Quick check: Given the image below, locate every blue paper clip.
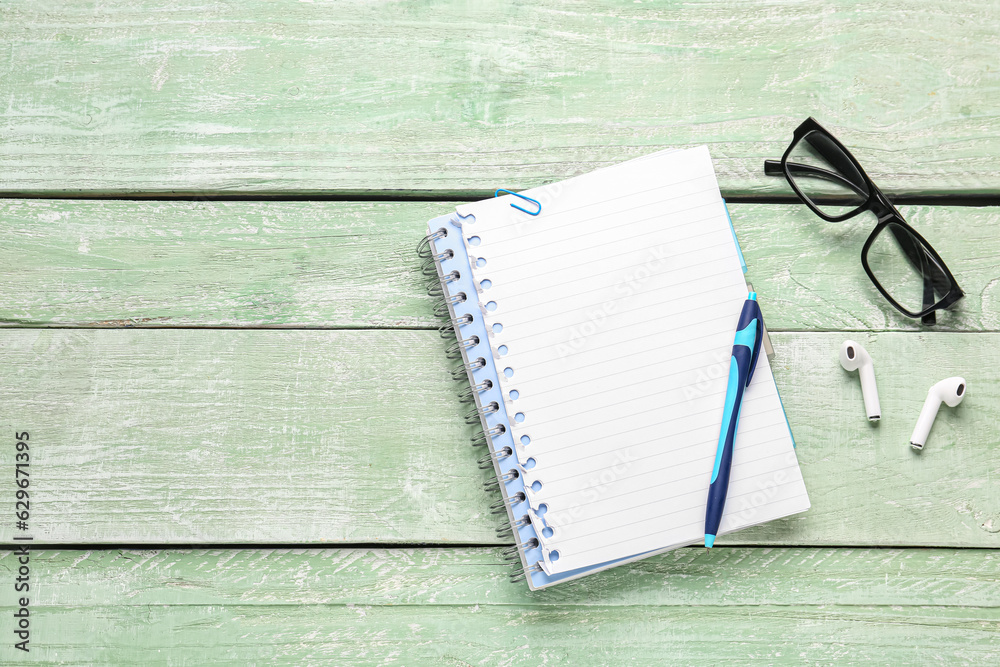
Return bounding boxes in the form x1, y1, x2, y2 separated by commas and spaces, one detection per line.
495, 189, 542, 216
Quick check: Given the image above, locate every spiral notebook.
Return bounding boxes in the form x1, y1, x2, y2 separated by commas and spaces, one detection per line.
419, 147, 810, 589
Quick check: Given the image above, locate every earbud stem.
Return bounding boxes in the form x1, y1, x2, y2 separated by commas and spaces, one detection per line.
910, 392, 941, 450
859, 363, 880, 421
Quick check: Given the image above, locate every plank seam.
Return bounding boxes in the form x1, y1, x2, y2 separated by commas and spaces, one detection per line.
3, 193, 1000, 206
3, 325, 998, 334
4, 544, 998, 551
14, 604, 1000, 610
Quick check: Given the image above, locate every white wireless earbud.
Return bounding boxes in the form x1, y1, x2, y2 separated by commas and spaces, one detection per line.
839, 340, 881, 421
910, 377, 966, 451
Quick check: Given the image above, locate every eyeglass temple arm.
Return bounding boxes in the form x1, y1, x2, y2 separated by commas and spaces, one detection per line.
764, 160, 869, 198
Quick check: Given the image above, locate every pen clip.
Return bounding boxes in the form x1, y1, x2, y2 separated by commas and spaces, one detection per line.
744, 301, 764, 387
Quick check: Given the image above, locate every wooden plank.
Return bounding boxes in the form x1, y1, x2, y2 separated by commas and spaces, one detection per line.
0, 329, 996, 546
0, 329, 498, 545
740, 204, 1000, 332
0, 199, 445, 328
1, 200, 997, 331
1, 547, 997, 663
2, 1, 999, 196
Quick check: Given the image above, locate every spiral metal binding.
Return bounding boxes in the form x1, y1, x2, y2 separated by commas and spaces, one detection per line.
420, 256, 443, 277
417, 228, 447, 259
458, 379, 493, 404
450, 357, 486, 381
421, 248, 454, 276
483, 467, 519, 492
421, 219, 539, 587
470, 423, 505, 447
509, 563, 543, 583
430, 248, 455, 263
489, 489, 524, 513
432, 292, 466, 318
439, 313, 473, 339
501, 537, 538, 562
478, 445, 513, 471
445, 335, 480, 360
496, 513, 530, 539
420, 260, 438, 277
464, 401, 499, 424
427, 270, 461, 297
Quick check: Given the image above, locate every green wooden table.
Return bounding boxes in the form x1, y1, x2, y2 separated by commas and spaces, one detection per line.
1, 1, 999, 664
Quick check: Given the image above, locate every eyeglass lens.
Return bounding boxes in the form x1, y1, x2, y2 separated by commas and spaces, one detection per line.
787, 131, 870, 218
865, 222, 951, 315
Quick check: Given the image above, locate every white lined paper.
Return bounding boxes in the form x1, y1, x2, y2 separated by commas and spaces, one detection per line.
456, 147, 809, 575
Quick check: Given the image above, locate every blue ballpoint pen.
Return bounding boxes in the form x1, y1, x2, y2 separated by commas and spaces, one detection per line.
704, 292, 764, 549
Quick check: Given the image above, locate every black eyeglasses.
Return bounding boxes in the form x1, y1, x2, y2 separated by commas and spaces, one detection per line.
765, 117, 963, 324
